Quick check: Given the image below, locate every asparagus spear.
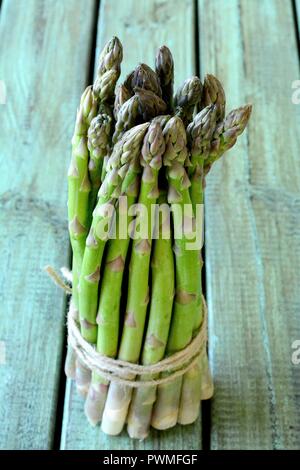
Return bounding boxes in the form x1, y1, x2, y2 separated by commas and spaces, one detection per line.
124, 64, 162, 97
93, 69, 119, 105
175, 106, 217, 424
127, 191, 175, 439
123, 69, 135, 93
176, 288, 207, 423
93, 36, 123, 106
134, 87, 167, 121
69, 37, 120, 334
88, 113, 112, 218
174, 76, 203, 125
97, 36, 123, 76
201, 74, 226, 120
84, 151, 142, 426
114, 83, 132, 120
112, 95, 139, 144
131, 63, 162, 97
78, 123, 149, 344
101, 121, 165, 436
178, 104, 252, 424
68, 86, 98, 314
151, 116, 201, 430
155, 45, 174, 111
204, 104, 252, 174
187, 105, 217, 213
67, 85, 99, 388
152, 114, 172, 128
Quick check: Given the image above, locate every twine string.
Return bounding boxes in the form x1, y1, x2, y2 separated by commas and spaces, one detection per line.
45, 266, 208, 388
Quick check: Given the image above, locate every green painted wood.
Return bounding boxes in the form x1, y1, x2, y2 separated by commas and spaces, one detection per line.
61, 0, 203, 450
296, 0, 300, 28
0, 0, 96, 450
198, 0, 300, 450
95, 0, 196, 89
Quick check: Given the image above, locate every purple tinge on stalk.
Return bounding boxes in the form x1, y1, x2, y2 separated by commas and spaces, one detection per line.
131, 63, 162, 97
202, 74, 226, 120
210, 104, 252, 156
114, 83, 132, 119
163, 116, 188, 166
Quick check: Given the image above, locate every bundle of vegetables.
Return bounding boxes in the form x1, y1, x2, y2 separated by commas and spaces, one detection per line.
66, 37, 251, 439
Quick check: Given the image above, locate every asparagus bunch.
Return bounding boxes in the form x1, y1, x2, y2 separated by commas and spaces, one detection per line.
66, 37, 252, 437
84, 123, 148, 425
101, 121, 165, 435
127, 191, 174, 439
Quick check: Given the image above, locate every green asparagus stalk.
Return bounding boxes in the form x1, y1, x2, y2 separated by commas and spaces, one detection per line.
127, 191, 174, 439
114, 84, 132, 120
78, 123, 149, 344
205, 104, 252, 174
68, 86, 98, 268
152, 114, 172, 128
151, 116, 201, 430
201, 74, 226, 120
93, 69, 119, 105
101, 121, 165, 436
66, 87, 98, 382
134, 87, 167, 121
88, 113, 112, 219
174, 106, 211, 421
175, 106, 217, 422
155, 45, 174, 112
70, 90, 98, 297
174, 77, 203, 125
97, 36, 123, 76
187, 105, 217, 213
176, 304, 203, 425
112, 95, 139, 144
93, 36, 123, 106
178, 104, 252, 424
131, 63, 162, 97
84, 154, 142, 426
123, 69, 135, 93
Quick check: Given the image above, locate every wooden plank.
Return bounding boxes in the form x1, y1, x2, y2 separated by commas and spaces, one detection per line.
0, 0, 96, 450
198, 0, 300, 449
296, 0, 300, 29
95, 0, 196, 88
61, 0, 203, 450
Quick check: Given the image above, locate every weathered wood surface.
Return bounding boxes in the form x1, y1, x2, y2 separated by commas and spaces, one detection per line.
0, 0, 96, 449
1, 0, 300, 451
60, 0, 203, 450
199, 0, 300, 449
296, 0, 300, 28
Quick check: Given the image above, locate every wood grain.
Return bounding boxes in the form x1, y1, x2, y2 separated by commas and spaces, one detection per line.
61, 0, 203, 450
296, 0, 300, 29
198, 0, 300, 449
95, 0, 196, 88
0, 0, 95, 449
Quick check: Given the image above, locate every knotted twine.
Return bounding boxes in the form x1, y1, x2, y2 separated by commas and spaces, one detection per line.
45, 265, 208, 388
